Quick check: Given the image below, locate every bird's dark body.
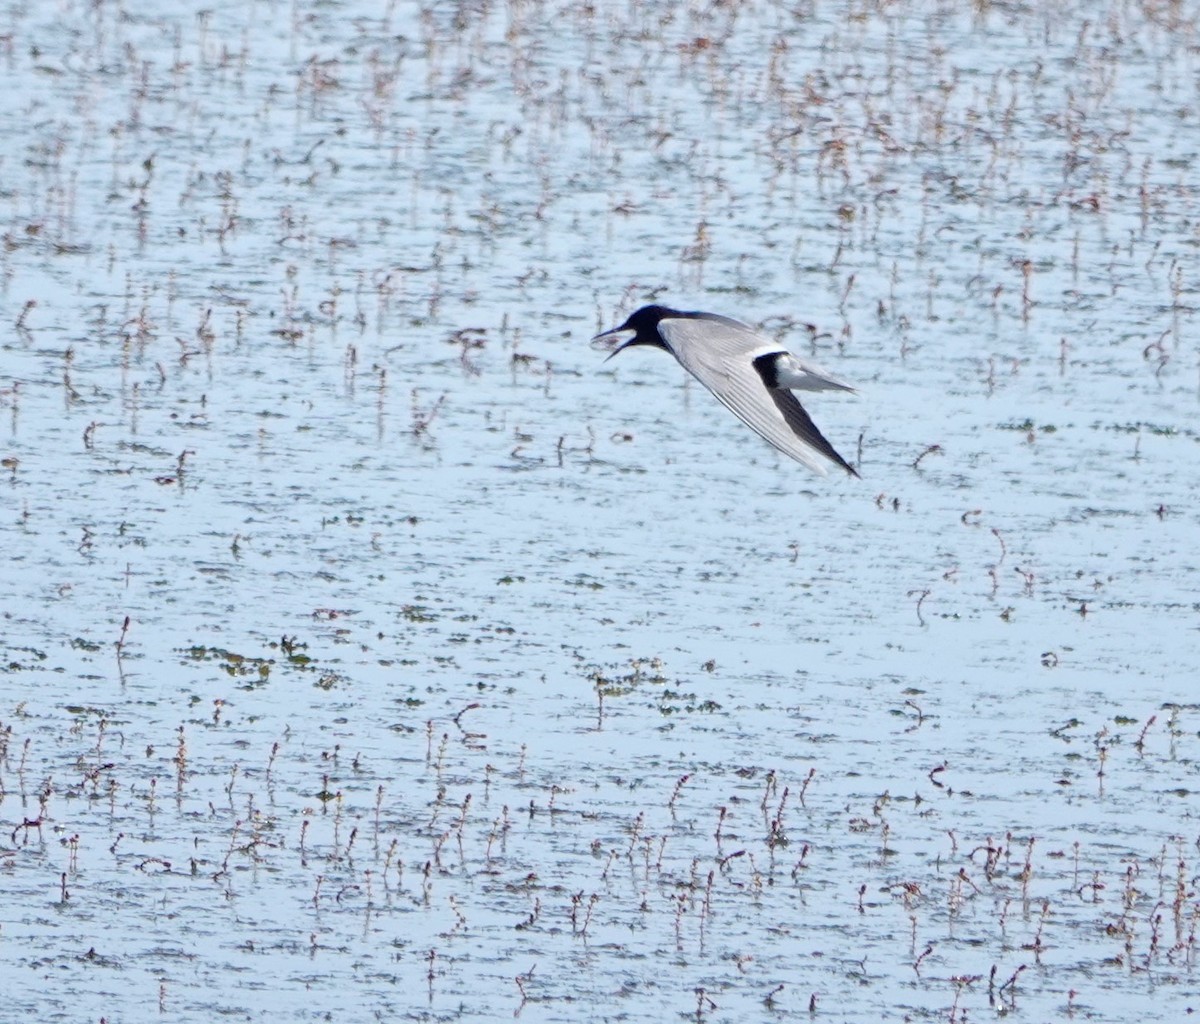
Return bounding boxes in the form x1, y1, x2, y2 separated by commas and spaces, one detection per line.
597, 304, 858, 477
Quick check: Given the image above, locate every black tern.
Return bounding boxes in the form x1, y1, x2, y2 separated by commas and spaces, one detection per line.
595, 305, 859, 477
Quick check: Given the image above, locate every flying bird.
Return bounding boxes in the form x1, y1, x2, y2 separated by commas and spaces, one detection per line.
595, 305, 859, 477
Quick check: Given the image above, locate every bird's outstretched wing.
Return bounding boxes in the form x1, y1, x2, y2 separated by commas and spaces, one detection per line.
658, 316, 857, 477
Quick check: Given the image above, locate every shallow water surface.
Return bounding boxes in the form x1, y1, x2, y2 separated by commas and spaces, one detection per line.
2, 0, 1199, 1020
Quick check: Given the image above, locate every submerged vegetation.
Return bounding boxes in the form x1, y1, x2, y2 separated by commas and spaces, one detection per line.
2, 0, 1200, 1021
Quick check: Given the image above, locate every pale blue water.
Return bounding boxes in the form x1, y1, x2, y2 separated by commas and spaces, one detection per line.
2, 0, 1198, 1020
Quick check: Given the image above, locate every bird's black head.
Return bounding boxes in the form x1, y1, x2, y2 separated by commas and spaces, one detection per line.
593, 304, 684, 359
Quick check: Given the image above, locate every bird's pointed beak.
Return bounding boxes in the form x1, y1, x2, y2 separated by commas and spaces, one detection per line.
604, 337, 637, 362
591, 325, 633, 360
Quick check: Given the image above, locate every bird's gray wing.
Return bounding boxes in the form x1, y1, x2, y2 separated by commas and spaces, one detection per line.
658, 316, 855, 476
763, 386, 858, 476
